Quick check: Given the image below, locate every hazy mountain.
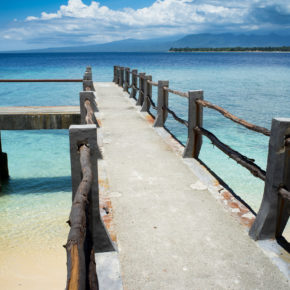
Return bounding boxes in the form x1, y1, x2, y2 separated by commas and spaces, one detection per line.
171, 33, 290, 48
4, 33, 290, 53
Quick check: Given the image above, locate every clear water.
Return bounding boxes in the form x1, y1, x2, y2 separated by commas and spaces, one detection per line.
0, 52, 290, 248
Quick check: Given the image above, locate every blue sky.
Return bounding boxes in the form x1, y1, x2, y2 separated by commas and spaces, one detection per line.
0, 0, 290, 51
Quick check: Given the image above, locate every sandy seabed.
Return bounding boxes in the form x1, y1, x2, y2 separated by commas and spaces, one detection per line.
0, 245, 67, 289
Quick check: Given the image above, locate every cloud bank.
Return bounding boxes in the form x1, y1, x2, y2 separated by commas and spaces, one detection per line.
1, 0, 290, 50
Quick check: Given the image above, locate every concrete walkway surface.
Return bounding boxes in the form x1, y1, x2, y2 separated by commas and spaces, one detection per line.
95, 82, 290, 290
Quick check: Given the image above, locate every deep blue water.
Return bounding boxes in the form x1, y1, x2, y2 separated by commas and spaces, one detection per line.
1, 52, 290, 246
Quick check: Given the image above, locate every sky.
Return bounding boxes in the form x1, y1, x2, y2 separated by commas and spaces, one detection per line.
0, 0, 290, 51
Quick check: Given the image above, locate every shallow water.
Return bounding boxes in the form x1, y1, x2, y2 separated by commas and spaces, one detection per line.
0, 52, 290, 250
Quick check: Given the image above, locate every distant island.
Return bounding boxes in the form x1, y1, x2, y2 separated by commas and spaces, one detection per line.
169, 46, 290, 52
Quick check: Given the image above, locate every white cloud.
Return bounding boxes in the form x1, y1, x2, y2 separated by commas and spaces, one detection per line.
1, 0, 289, 50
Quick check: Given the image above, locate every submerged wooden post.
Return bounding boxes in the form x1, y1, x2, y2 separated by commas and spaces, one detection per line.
0, 131, 9, 184
129, 69, 138, 99
183, 90, 204, 158
69, 125, 115, 252
114, 66, 120, 84
124, 67, 130, 92
141, 75, 152, 112
153, 80, 169, 127
136, 73, 145, 106
118, 67, 124, 88
249, 118, 290, 240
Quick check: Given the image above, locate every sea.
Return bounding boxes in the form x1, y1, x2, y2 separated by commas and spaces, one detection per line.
1, 52, 290, 253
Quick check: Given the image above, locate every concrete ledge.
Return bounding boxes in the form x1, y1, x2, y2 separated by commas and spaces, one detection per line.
95, 251, 123, 290
0, 106, 80, 130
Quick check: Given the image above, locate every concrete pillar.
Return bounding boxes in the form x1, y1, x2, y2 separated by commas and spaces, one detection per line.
136, 73, 145, 106
153, 80, 169, 127
113, 66, 118, 83
249, 118, 290, 240
0, 131, 9, 184
83, 71, 92, 81
183, 90, 204, 158
80, 91, 99, 126
69, 125, 114, 252
83, 80, 95, 91
129, 69, 138, 99
141, 75, 152, 112
118, 67, 124, 88
124, 67, 130, 92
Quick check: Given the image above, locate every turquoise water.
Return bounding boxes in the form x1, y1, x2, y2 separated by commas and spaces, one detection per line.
0, 52, 290, 246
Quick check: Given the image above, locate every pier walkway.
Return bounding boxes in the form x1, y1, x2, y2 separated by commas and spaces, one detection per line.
95, 82, 289, 289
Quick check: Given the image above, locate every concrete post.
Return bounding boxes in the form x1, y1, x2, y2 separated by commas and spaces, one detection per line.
69, 124, 115, 252
80, 91, 99, 126
83, 80, 95, 91
183, 90, 204, 158
153, 80, 169, 127
113, 66, 118, 83
136, 73, 145, 106
0, 131, 9, 183
141, 75, 152, 112
249, 118, 290, 240
118, 67, 124, 88
129, 69, 138, 99
83, 71, 92, 81
124, 67, 130, 92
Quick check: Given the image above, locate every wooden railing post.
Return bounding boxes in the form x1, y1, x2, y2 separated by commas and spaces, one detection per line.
249, 118, 290, 240
129, 69, 138, 99
124, 67, 130, 92
86, 66, 92, 73
141, 75, 152, 112
69, 124, 115, 252
153, 80, 169, 127
0, 131, 9, 185
183, 90, 204, 158
118, 67, 124, 88
80, 91, 99, 126
136, 73, 145, 106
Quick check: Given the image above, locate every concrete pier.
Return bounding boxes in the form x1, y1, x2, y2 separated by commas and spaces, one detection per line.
94, 82, 290, 289
0, 106, 80, 130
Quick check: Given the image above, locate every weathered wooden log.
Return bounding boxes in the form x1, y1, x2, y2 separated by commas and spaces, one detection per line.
196, 126, 266, 181
147, 80, 158, 87
65, 145, 93, 290
84, 100, 94, 125
196, 99, 270, 136
0, 79, 83, 82
163, 105, 188, 127
163, 87, 188, 98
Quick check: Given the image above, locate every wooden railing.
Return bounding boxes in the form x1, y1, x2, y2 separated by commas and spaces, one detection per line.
113, 65, 290, 243
0, 67, 95, 92
66, 67, 115, 290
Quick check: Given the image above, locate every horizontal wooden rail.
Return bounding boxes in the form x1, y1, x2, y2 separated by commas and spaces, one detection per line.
279, 188, 290, 201
195, 126, 266, 181
163, 105, 188, 127
0, 79, 83, 83
147, 80, 158, 87
164, 86, 189, 98
65, 144, 96, 290
197, 99, 271, 136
